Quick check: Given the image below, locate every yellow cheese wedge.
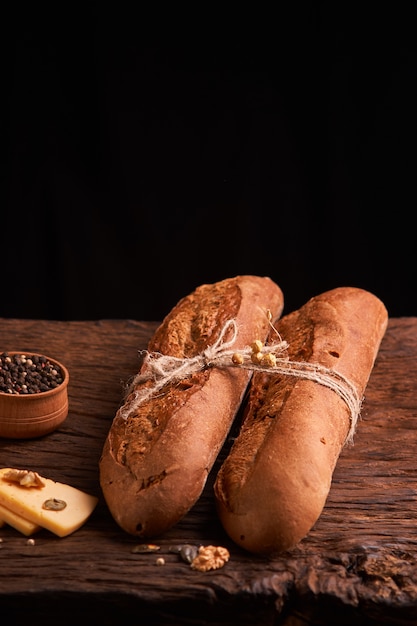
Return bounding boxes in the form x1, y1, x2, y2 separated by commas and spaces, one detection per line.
0, 468, 98, 537
0, 502, 41, 536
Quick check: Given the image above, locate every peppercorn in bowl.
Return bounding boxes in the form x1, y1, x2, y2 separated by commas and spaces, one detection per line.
0, 352, 69, 439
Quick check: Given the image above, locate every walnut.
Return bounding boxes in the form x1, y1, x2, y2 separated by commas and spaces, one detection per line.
190, 545, 230, 572
3, 469, 45, 488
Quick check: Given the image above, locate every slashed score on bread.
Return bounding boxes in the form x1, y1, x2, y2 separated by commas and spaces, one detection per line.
214, 287, 388, 555
99, 275, 284, 538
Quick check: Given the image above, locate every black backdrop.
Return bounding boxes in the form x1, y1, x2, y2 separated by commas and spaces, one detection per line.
4, 6, 417, 321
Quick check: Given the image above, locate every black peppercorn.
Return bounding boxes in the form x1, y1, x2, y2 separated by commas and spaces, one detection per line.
0, 353, 64, 394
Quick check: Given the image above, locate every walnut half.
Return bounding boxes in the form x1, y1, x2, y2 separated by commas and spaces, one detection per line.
190, 545, 230, 572
3, 469, 45, 488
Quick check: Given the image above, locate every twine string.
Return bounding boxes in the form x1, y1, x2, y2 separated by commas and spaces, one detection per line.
119, 318, 361, 444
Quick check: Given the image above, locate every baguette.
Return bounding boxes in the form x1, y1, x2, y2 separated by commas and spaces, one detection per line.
99, 275, 284, 537
214, 287, 388, 555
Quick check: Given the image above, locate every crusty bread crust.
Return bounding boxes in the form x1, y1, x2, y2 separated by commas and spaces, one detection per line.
99, 275, 284, 537
214, 287, 388, 555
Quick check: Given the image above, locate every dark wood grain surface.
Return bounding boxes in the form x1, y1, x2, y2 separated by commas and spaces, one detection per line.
1, 316, 417, 625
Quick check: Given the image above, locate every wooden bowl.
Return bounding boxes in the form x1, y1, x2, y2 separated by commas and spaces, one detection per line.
0, 352, 69, 439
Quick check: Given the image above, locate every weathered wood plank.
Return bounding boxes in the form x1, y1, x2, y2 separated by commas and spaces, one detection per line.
1, 317, 417, 625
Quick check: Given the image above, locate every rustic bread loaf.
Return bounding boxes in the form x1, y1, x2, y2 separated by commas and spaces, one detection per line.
214, 287, 388, 555
99, 275, 284, 537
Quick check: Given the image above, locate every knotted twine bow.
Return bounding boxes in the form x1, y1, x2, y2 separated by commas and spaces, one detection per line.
119, 318, 362, 444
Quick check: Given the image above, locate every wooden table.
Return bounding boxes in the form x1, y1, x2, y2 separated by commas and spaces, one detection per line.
1, 316, 417, 625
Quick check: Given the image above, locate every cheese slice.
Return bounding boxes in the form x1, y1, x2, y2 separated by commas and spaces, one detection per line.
0, 502, 41, 536
0, 468, 98, 537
